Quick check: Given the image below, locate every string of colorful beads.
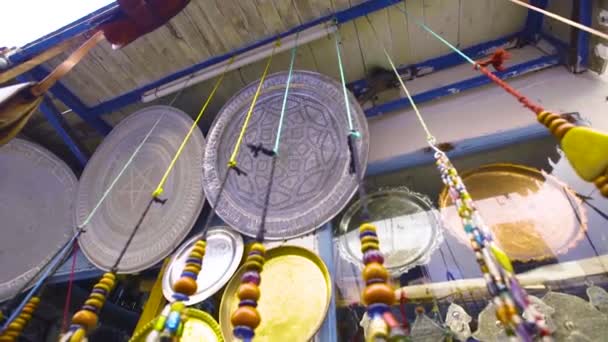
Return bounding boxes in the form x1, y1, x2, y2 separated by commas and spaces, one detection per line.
62, 272, 116, 342
434, 152, 552, 341
358, 222, 399, 341
231, 242, 265, 341
0, 297, 40, 342
145, 240, 207, 341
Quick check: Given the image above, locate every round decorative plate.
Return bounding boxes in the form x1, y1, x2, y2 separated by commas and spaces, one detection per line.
76, 106, 206, 273
162, 226, 244, 305
130, 308, 224, 342
438, 164, 587, 262
203, 71, 368, 239
338, 187, 443, 275
219, 246, 331, 341
0, 138, 77, 301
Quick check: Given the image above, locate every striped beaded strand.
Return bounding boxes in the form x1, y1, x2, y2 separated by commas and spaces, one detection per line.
435, 152, 551, 340
0, 297, 40, 342
146, 240, 207, 341
231, 242, 265, 341
359, 223, 398, 341
62, 272, 116, 342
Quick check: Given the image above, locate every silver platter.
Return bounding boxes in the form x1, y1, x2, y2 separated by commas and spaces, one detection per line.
162, 226, 244, 305
203, 71, 369, 239
338, 187, 443, 275
76, 106, 206, 273
0, 138, 77, 301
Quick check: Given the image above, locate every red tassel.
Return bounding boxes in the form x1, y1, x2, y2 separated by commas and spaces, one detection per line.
477, 48, 511, 72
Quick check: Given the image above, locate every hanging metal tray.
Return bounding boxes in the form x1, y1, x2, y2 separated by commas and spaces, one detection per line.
438, 163, 587, 262
219, 245, 331, 341
162, 226, 244, 305
130, 308, 224, 342
76, 105, 206, 273
0, 138, 77, 301
338, 187, 443, 275
203, 71, 369, 239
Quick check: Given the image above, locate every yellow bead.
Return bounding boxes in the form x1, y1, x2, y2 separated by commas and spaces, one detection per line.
85, 298, 104, 309
183, 265, 201, 274
496, 304, 509, 325
19, 313, 31, 321
362, 283, 395, 306
102, 273, 116, 281
250, 243, 265, 255
359, 223, 376, 234
7, 322, 23, 331
4, 330, 18, 338
362, 263, 389, 283
171, 301, 186, 311
231, 306, 261, 328
173, 277, 198, 295
361, 241, 379, 253
246, 254, 265, 265
360, 235, 379, 245
29, 297, 40, 305
237, 283, 260, 301
561, 126, 608, 181
595, 175, 608, 187
13, 318, 26, 326
602, 184, 608, 197
189, 251, 204, 260
69, 328, 87, 342
244, 260, 263, 272
72, 310, 98, 330
93, 283, 110, 293
90, 293, 106, 302
191, 246, 205, 255
99, 277, 115, 289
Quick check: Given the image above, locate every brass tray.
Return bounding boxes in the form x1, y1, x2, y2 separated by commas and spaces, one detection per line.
219, 245, 331, 341
438, 163, 587, 262
130, 308, 224, 342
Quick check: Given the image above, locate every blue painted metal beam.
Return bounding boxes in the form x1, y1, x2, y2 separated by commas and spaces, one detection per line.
523, 0, 549, 42
28, 66, 112, 135
9, 3, 118, 65
365, 54, 560, 117
317, 223, 338, 342
88, 0, 403, 117
349, 33, 520, 98
574, 0, 592, 72
38, 96, 89, 167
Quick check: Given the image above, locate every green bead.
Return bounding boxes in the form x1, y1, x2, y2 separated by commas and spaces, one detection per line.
154, 316, 166, 331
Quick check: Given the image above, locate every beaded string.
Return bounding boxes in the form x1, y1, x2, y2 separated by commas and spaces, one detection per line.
144, 59, 237, 342
147, 44, 278, 342
364, 14, 551, 341
230, 40, 295, 342
396, 3, 608, 198
0, 297, 40, 342
334, 29, 407, 342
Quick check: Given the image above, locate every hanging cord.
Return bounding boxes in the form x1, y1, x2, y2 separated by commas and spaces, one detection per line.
61, 241, 80, 333
507, 0, 608, 41
274, 34, 299, 155
364, 13, 551, 341
334, 25, 405, 341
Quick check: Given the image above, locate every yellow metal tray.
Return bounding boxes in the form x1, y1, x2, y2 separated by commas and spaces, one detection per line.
438, 163, 587, 262
130, 308, 224, 342
219, 245, 331, 341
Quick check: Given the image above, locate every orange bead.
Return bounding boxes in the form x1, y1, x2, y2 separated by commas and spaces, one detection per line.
71, 310, 98, 330
595, 175, 608, 187
601, 184, 608, 197
173, 277, 198, 295
230, 306, 261, 328
362, 283, 395, 306
362, 263, 389, 283
237, 283, 260, 301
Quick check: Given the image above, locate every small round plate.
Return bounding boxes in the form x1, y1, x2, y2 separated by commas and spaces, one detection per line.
130, 308, 224, 342
219, 245, 331, 341
203, 71, 368, 239
338, 187, 443, 275
76, 105, 206, 273
438, 163, 587, 262
0, 138, 77, 301
162, 226, 244, 305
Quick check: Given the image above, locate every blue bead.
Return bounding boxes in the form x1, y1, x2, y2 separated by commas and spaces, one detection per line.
166, 311, 181, 332
172, 293, 189, 301
367, 303, 389, 316
181, 271, 197, 279
464, 224, 474, 233
185, 258, 202, 265
233, 325, 255, 340
239, 299, 258, 307
359, 230, 377, 239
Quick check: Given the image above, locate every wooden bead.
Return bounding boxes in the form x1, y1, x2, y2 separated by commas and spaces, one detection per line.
71, 310, 98, 330
537, 111, 551, 123
362, 263, 389, 283
237, 283, 260, 301
173, 276, 198, 295
362, 283, 395, 306
231, 306, 261, 328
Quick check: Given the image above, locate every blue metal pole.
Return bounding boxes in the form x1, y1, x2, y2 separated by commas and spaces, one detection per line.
317, 223, 338, 342
38, 96, 89, 167
523, 0, 549, 42
575, 0, 592, 72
